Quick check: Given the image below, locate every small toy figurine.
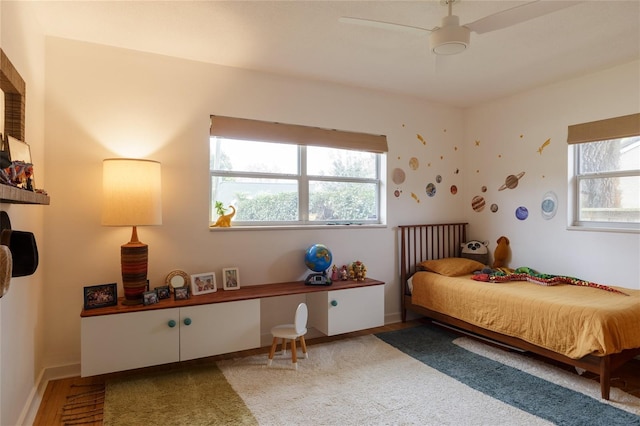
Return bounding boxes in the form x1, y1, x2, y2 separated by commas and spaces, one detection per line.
331, 265, 339, 281
340, 265, 349, 281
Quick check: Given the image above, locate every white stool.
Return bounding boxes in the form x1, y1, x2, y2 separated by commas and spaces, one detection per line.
267, 302, 308, 369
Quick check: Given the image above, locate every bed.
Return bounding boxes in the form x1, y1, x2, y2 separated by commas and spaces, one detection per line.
398, 222, 640, 400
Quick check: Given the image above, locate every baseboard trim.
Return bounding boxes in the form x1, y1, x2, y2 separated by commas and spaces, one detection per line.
18, 363, 81, 426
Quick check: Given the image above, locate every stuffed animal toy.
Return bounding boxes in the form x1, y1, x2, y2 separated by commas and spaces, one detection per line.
460, 240, 489, 265
493, 236, 510, 268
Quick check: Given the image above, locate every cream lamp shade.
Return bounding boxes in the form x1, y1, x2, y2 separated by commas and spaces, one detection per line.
102, 158, 162, 226
102, 158, 162, 305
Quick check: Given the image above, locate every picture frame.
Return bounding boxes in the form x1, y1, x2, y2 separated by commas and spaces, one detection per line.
222, 267, 240, 290
83, 283, 118, 310
156, 285, 170, 300
190, 272, 217, 296
7, 135, 32, 164
174, 287, 190, 301
143, 290, 159, 306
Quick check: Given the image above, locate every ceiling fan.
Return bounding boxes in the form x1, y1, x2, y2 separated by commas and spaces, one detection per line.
340, 0, 581, 56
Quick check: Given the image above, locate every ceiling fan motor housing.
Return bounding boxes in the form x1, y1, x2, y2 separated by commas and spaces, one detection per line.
430, 14, 470, 55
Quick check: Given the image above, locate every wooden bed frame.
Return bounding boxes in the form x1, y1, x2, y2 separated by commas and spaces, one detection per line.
398, 222, 640, 400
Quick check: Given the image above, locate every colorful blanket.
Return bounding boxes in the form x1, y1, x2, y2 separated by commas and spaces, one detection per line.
471, 266, 629, 296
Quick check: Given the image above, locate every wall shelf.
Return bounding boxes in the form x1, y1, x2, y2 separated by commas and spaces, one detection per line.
0, 184, 49, 205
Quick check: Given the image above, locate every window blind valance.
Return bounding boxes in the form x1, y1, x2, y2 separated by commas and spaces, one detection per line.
210, 115, 388, 153
567, 113, 640, 144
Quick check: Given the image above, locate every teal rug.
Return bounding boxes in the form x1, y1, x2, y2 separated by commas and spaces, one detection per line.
377, 324, 640, 426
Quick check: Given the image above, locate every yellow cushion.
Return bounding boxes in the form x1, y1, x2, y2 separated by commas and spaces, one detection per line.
417, 257, 484, 277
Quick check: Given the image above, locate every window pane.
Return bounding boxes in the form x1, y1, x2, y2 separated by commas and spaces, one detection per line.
212, 176, 298, 222
578, 176, 640, 223
307, 146, 376, 178
309, 181, 377, 222
578, 137, 640, 174
210, 137, 298, 174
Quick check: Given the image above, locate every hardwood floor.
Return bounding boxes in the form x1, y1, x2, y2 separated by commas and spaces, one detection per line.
34, 318, 639, 425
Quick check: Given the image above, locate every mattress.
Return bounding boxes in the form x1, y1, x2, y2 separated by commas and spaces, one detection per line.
411, 271, 640, 359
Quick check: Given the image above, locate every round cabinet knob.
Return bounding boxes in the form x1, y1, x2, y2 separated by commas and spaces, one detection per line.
168, 320, 176, 328
183, 318, 192, 326
330, 300, 338, 307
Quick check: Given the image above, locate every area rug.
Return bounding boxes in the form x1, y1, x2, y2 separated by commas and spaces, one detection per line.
103, 324, 640, 425
103, 364, 256, 425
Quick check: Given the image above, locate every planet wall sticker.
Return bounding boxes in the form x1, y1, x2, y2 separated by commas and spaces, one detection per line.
409, 157, 419, 170
541, 191, 558, 220
499, 172, 525, 191
515, 206, 529, 220
450, 185, 458, 195
392, 168, 406, 185
426, 183, 436, 197
490, 204, 498, 213
472, 196, 485, 212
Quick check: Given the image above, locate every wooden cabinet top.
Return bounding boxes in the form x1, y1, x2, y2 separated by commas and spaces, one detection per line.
81, 278, 384, 318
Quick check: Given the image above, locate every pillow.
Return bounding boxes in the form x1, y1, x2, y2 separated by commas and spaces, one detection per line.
417, 257, 485, 277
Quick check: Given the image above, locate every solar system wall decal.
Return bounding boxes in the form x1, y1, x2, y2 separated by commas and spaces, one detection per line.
391, 123, 555, 224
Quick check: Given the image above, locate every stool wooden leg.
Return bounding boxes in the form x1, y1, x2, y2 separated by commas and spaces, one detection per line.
300, 335, 308, 359
267, 336, 278, 366
281, 338, 287, 355
291, 338, 298, 369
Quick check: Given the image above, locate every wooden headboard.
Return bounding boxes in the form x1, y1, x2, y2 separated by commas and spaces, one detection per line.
397, 222, 468, 299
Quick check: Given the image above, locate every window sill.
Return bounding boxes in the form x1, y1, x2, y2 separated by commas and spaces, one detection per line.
566, 225, 639, 234
209, 223, 387, 232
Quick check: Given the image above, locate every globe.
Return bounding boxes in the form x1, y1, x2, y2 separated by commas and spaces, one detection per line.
304, 244, 333, 273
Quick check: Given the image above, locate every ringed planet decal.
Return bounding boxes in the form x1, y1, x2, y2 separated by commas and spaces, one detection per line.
541, 191, 558, 219
499, 172, 525, 191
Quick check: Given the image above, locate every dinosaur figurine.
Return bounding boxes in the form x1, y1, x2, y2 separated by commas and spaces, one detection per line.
212, 205, 236, 227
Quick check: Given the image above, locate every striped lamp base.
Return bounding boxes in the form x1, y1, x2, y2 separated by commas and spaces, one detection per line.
121, 242, 148, 305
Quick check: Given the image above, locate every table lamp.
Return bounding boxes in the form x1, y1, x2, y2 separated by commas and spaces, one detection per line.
102, 158, 162, 305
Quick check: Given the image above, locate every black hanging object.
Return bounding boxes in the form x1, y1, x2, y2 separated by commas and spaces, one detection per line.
0, 211, 39, 277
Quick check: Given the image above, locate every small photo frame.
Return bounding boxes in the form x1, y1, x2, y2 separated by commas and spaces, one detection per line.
222, 267, 240, 290
156, 285, 170, 299
83, 283, 117, 310
174, 287, 190, 301
7, 135, 32, 163
143, 290, 159, 306
191, 272, 217, 296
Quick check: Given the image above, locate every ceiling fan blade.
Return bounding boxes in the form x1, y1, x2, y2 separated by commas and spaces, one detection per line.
464, 0, 582, 34
339, 16, 433, 35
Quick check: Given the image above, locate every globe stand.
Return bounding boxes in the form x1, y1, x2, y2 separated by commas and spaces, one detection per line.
305, 271, 332, 286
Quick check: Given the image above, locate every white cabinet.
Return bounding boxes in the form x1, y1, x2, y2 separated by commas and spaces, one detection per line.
179, 300, 260, 361
81, 279, 384, 376
306, 285, 384, 336
81, 299, 260, 377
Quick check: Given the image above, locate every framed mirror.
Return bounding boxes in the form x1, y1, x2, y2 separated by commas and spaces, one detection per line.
165, 270, 189, 291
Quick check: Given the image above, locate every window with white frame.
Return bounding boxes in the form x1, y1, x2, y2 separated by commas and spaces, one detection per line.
209, 116, 387, 227
568, 113, 640, 230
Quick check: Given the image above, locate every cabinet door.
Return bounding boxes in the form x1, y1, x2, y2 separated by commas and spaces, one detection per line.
179, 299, 260, 361
81, 308, 180, 376
307, 285, 384, 336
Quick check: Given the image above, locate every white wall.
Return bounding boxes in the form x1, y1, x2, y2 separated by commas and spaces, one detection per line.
1, 8, 636, 422
0, 2, 47, 425
43, 37, 466, 369
463, 60, 640, 289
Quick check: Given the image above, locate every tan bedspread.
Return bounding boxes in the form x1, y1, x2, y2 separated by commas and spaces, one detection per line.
411, 271, 640, 359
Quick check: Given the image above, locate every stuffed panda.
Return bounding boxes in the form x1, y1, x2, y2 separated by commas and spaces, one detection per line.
460, 240, 489, 265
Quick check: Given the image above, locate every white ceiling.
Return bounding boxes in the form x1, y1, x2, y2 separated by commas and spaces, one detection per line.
28, 0, 640, 108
